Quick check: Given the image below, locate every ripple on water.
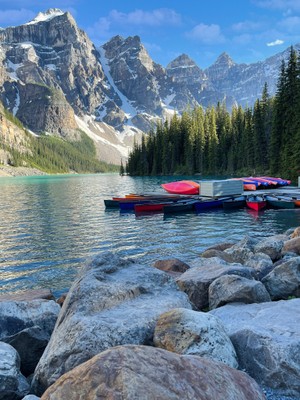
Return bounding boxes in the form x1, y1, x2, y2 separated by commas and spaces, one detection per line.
0, 174, 299, 296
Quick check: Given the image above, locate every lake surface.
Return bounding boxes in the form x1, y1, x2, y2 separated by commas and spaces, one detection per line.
1, 173, 300, 297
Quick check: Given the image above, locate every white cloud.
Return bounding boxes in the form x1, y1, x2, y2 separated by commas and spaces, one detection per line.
108, 8, 181, 27
86, 8, 182, 43
186, 23, 225, 44
266, 39, 284, 46
0, 8, 35, 26
232, 20, 263, 33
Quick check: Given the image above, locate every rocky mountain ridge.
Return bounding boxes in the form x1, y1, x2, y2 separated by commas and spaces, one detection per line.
0, 8, 298, 165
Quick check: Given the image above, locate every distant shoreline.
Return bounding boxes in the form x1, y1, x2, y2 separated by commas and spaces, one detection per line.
0, 165, 47, 177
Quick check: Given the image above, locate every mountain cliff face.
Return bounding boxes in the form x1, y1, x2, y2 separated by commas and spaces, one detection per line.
0, 8, 297, 165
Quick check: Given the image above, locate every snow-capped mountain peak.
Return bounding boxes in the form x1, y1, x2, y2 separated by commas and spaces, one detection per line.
26, 8, 65, 25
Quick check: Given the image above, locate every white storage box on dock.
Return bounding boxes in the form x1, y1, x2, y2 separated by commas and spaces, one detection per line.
298, 177, 300, 187
200, 180, 243, 197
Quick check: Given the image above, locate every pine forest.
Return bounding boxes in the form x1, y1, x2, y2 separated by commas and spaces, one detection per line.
126, 47, 300, 181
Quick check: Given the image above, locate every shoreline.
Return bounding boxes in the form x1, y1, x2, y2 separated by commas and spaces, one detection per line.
0, 165, 47, 177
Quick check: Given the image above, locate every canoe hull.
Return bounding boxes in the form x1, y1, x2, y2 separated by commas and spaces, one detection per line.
161, 180, 200, 195
266, 196, 295, 209
223, 197, 246, 210
246, 197, 266, 211
194, 199, 224, 212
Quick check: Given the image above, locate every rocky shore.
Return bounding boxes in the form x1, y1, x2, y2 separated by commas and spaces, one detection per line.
0, 165, 47, 177
1, 227, 300, 399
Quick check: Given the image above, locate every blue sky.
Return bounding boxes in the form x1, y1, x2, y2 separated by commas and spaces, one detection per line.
1, 0, 300, 68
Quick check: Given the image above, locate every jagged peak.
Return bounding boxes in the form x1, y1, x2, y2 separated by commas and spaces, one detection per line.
25, 9, 65, 25
167, 53, 199, 69
214, 52, 235, 67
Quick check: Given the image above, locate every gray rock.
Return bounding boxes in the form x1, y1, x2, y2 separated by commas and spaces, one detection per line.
201, 248, 235, 263
209, 274, 271, 309
224, 236, 258, 263
31, 252, 192, 395
153, 308, 238, 368
22, 396, 40, 400
0, 341, 30, 400
244, 252, 274, 279
261, 257, 300, 300
202, 241, 234, 252
41, 345, 266, 400
211, 299, 300, 397
0, 289, 55, 302
0, 300, 60, 376
176, 257, 255, 310
254, 234, 287, 261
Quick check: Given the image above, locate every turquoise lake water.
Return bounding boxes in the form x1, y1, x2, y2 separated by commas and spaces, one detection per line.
1, 173, 300, 297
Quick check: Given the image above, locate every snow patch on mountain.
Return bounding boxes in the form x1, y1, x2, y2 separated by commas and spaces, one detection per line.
6, 59, 23, 81
75, 115, 131, 158
26, 9, 64, 25
98, 46, 138, 120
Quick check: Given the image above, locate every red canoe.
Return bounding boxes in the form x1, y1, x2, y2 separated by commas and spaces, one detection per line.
161, 180, 200, 195
134, 202, 172, 213
246, 196, 266, 211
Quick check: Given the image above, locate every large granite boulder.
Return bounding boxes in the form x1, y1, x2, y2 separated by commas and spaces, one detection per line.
32, 252, 192, 395
176, 257, 255, 310
153, 308, 238, 368
0, 300, 60, 376
211, 299, 300, 397
261, 257, 300, 300
0, 341, 30, 400
41, 345, 266, 400
208, 274, 271, 309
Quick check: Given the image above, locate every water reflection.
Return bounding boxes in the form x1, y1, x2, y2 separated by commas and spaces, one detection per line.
0, 174, 299, 297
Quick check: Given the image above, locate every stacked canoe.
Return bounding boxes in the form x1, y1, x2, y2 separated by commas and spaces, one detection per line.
161, 177, 291, 194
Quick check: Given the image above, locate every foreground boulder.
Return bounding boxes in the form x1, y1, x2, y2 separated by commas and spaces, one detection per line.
211, 299, 300, 397
32, 253, 192, 395
0, 299, 60, 376
153, 308, 238, 368
176, 257, 255, 309
41, 345, 266, 400
0, 341, 30, 400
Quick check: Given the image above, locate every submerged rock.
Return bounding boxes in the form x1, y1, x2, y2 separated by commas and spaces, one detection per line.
41, 345, 266, 400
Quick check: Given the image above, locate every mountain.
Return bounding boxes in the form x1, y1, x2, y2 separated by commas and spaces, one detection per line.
0, 9, 298, 166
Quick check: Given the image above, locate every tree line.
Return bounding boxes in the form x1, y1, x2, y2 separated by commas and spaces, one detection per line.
126, 47, 300, 181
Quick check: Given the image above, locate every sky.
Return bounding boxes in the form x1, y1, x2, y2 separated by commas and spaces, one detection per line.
0, 0, 300, 69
